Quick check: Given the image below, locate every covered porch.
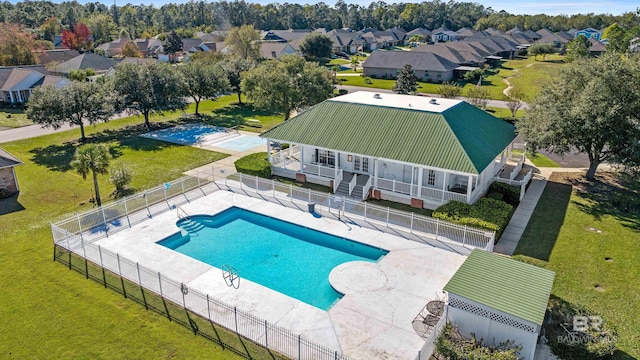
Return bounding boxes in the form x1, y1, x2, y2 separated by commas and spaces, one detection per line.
266, 141, 508, 208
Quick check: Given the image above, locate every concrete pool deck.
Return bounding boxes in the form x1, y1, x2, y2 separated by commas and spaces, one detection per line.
94, 190, 466, 360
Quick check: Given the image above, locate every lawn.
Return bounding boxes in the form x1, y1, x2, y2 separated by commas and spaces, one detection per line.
0, 96, 285, 358
514, 172, 640, 358
503, 55, 567, 99
484, 106, 525, 119
512, 149, 560, 167
0, 108, 32, 128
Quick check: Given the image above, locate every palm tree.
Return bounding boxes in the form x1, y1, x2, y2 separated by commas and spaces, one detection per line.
71, 144, 111, 206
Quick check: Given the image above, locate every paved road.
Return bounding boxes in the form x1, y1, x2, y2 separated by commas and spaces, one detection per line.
339, 85, 520, 109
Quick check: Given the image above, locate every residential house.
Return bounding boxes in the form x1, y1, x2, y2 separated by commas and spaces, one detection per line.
0, 147, 23, 195
36, 49, 80, 66
371, 28, 407, 47
630, 37, 640, 52
363, 50, 459, 82
588, 38, 606, 56
95, 37, 163, 58
461, 36, 518, 58
262, 91, 517, 209
484, 27, 505, 36
456, 27, 489, 39
406, 27, 432, 42
536, 32, 571, 49
325, 29, 370, 54
52, 53, 117, 75
0, 66, 70, 103
575, 27, 602, 40
444, 249, 555, 360
259, 42, 297, 59
431, 27, 460, 42
261, 29, 312, 43
413, 42, 487, 67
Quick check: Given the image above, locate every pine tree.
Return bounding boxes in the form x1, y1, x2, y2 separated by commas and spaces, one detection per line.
392, 64, 419, 94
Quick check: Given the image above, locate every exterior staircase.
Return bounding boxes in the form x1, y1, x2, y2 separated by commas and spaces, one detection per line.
334, 172, 370, 200
179, 218, 204, 236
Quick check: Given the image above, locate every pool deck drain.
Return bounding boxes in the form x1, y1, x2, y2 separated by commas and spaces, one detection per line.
94, 190, 466, 360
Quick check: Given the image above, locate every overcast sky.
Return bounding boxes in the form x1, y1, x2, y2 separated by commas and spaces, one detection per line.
13, 0, 639, 16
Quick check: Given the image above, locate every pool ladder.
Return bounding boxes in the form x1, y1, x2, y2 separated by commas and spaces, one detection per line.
177, 206, 191, 220
222, 265, 240, 289
177, 206, 202, 236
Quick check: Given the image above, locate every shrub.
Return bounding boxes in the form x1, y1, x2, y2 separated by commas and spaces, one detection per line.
280, 143, 290, 150
511, 254, 548, 268
109, 162, 133, 197
433, 198, 513, 238
338, 89, 348, 95
489, 182, 521, 206
234, 152, 271, 178
436, 323, 521, 360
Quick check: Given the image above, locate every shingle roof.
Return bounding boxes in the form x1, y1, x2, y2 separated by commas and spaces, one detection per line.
37, 49, 80, 65
259, 42, 293, 59
53, 53, 117, 74
1, 69, 44, 91
261, 92, 516, 174
444, 250, 555, 326
0, 147, 23, 169
363, 50, 459, 72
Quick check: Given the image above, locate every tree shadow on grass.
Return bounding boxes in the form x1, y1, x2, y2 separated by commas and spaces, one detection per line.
0, 194, 25, 215
569, 172, 640, 233
207, 103, 279, 128
513, 173, 572, 261
29, 122, 182, 171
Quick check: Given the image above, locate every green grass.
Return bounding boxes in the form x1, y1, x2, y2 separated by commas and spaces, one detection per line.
484, 106, 525, 119
0, 96, 285, 358
0, 108, 32, 128
512, 149, 560, 167
503, 55, 567, 99
272, 175, 333, 193
514, 172, 640, 358
327, 58, 350, 65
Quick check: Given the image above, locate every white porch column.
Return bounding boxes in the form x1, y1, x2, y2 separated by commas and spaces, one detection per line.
266, 140, 271, 164
442, 172, 448, 201
8, 91, 13, 103
417, 168, 423, 198
299, 146, 304, 172
335, 152, 339, 179
410, 166, 415, 196
467, 175, 473, 203
17, 91, 22, 103
373, 159, 378, 189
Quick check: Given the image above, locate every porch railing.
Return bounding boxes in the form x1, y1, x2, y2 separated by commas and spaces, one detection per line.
495, 169, 533, 201
509, 154, 525, 180
362, 176, 372, 201
334, 169, 343, 192
377, 178, 468, 204
348, 174, 357, 195
302, 163, 335, 178
377, 178, 411, 196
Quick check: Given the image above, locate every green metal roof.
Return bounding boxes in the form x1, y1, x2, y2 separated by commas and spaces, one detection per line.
261, 99, 515, 174
444, 250, 555, 325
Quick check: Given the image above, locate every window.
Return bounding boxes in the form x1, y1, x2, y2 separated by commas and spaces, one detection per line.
354, 156, 360, 171
362, 158, 369, 173
318, 150, 335, 166
428, 170, 436, 186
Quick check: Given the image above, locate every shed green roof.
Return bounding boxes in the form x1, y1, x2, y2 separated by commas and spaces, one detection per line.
444, 250, 555, 325
261, 97, 515, 174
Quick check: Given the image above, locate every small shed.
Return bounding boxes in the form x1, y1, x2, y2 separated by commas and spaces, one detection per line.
443, 250, 555, 360
0, 147, 23, 196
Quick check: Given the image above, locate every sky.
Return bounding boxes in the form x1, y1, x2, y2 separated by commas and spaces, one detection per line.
10, 0, 639, 16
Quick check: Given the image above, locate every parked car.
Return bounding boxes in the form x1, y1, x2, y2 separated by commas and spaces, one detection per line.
335, 52, 350, 59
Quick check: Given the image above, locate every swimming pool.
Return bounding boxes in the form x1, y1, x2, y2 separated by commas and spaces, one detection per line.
158, 207, 387, 310
140, 123, 266, 151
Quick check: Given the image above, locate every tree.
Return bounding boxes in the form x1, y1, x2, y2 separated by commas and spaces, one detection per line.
113, 62, 187, 129
71, 144, 111, 207
299, 32, 333, 60
40, 17, 61, 42
392, 64, 419, 94
408, 34, 424, 43
465, 86, 491, 109
61, 23, 93, 51
26, 81, 114, 141
517, 53, 640, 180
225, 25, 261, 60
437, 82, 462, 98
189, 51, 225, 65
527, 42, 555, 60
0, 23, 37, 66
505, 88, 527, 118
242, 55, 333, 120
350, 56, 359, 72
84, 13, 117, 45
223, 56, 253, 105
564, 35, 590, 62
121, 41, 142, 57
164, 30, 182, 63
179, 62, 230, 115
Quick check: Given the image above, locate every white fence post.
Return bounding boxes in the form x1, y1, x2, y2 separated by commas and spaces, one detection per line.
100, 206, 108, 237
463, 225, 467, 246
386, 207, 390, 227
364, 202, 367, 220
308, 188, 311, 203
410, 213, 414, 233
123, 197, 131, 228
76, 213, 83, 240
239, 172, 243, 190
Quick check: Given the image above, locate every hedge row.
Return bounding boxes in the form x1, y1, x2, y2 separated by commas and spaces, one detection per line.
489, 182, 521, 206
433, 198, 513, 239
234, 152, 271, 178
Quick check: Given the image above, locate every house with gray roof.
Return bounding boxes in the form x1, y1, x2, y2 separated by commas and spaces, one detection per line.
431, 27, 460, 42
406, 27, 432, 41
52, 53, 117, 75
36, 49, 80, 66
414, 43, 487, 67
0, 147, 23, 196
261, 91, 517, 209
363, 50, 459, 82
259, 42, 297, 59
0, 66, 70, 103
444, 249, 555, 360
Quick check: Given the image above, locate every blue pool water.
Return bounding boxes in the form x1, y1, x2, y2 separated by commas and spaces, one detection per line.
141, 124, 221, 145
216, 136, 266, 151
158, 207, 387, 310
